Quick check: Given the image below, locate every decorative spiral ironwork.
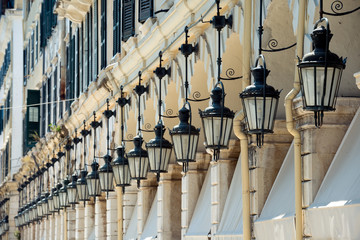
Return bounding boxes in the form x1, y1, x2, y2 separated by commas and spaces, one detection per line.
145, 123, 152, 130
267, 39, 278, 50
166, 109, 173, 116
127, 134, 134, 140
331, 0, 343, 13
225, 68, 235, 78
193, 91, 202, 100
261, 39, 296, 52
322, 0, 360, 16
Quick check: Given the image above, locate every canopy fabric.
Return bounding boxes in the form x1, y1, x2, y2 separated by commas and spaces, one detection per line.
254, 143, 296, 240
214, 155, 243, 239
124, 204, 138, 240
185, 169, 212, 240
140, 192, 158, 240
306, 108, 360, 239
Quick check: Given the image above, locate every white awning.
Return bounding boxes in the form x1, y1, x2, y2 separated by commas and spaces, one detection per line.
124, 204, 138, 240
306, 108, 360, 239
254, 143, 295, 240
140, 192, 158, 240
185, 169, 211, 240
214, 155, 243, 239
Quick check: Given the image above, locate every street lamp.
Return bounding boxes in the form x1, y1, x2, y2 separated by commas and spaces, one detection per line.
128, 136, 149, 183
53, 183, 62, 211
76, 169, 90, 202
41, 192, 50, 216
298, 18, 346, 127
113, 146, 131, 187
146, 52, 173, 179
67, 173, 79, 204
59, 179, 70, 208
240, 56, 280, 146
86, 161, 101, 197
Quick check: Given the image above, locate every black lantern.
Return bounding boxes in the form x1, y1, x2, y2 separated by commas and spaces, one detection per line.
36, 196, 43, 218
199, 83, 235, 157
41, 192, 50, 216
170, 104, 200, 164
240, 56, 280, 146
298, 18, 346, 127
4, 216, 8, 231
67, 173, 79, 204
76, 170, 90, 202
127, 136, 149, 181
53, 183, 62, 211
48, 188, 56, 213
86, 161, 101, 197
146, 122, 172, 174
59, 179, 70, 208
14, 215, 19, 227
99, 154, 115, 192
30, 201, 38, 222
112, 147, 131, 187
23, 205, 30, 224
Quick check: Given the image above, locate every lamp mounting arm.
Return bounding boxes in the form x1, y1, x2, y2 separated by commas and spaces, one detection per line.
321, 0, 360, 17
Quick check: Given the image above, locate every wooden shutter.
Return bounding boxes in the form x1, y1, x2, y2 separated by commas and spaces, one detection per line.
122, 0, 135, 41
88, 8, 93, 83
41, 83, 46, 136
53, 68, 57, 124
35, 22, 38, 62
31, 31, 34, 70
94, 0, 99, 78
40, 2, 46, 47
113, 0, 121, 55
139, 0, 153, 23
25, 90, 40, 150
23, 48, 27, 85
47, 77, 52, 130
84, 15, 88, 89
100, 0, 107, 69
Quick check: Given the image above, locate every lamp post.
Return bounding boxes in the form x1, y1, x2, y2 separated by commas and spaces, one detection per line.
146, 52, 173, 180
113, 86, 131, 190
68, 131, 82, 205
199, 0, 235, 160
99, 99, 116, 193
128, 72, 149, 188
87, 112, 102, 198
77, 121, 91, 203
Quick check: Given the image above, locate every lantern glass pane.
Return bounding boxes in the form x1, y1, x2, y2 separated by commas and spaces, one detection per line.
59, 191, 69, 207
301, 67, 341, 108
147, 148, 172, 172
76, 184, 89, 201
67, 187, 78, 204
172, 134, 199, 162
87, 178, 101, 196
24, 210, 29, 223
53, 195, 60, 210
202, 116, 233, 148
128, 156, 149, 179
243, 96, 278, 132
48, 198, 54, 212
37, 203, 43, 217
113, 165, 131, 186
41, 201, 48, 215
99, 171, 115, 191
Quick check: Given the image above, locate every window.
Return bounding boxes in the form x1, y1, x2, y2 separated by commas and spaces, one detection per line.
31, 32, 34, 70
122, 0, 135, 41
139, 0, 153, 23
29, 107, 39, 122
100, 0, 107, 69
94, 0, 99, 78
88, 8, 93, 83
47, 76, 52, 130
113, 0, 121, 55
84, 15, 88, 89
40, 0, 57, 48
53, 67, 57, 124
35, 22, 38, 63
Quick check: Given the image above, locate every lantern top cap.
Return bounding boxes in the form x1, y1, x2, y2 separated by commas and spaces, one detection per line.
113, 147, 129, 165
300, 25, 345, 68
170, 106, 200, 135
128, 136, 148, 158
200, 86, 235, 118
146, 122, 172, 148
87, 161, 100, 179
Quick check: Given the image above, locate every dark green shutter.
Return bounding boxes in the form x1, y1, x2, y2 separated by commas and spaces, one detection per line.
94, 0, 99, 78
53, 67, 57, 124
113, 0, 121, 55
88, 8, 93, 83
23, 48, 27, 86
101, 0, 107, 69
122, 0, 135, 41
139, 0, 153, 23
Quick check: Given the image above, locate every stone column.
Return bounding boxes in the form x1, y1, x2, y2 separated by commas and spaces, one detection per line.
106, 192, 118, 240
49, 215, 55, 240
7, 183, 19, 240
60, 210, 65, 240
55, 212, 61, 240
137, 174, 157, 239
294, 98, 360, 207
95, 196, 107, 239
181, 153, 210, 239
84, 200, 95, 239
67, 208, 76, 240
158, 164, 182, 240
9, 10, 23, 175
210, 140, 239, 237
248, 121, 292, 218
122, 185, 137, 236
75, 204, 85, 239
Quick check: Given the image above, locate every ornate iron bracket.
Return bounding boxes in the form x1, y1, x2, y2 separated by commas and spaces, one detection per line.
322, 0, 360, 16
261, 39, 297, 53
219, 68, 243, 80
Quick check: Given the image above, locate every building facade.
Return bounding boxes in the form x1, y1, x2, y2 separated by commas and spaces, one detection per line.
0, 0, 359, 239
